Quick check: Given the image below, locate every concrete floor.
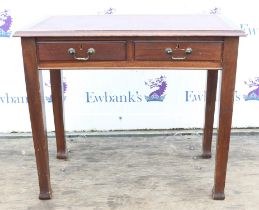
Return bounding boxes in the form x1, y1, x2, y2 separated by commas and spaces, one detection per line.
0, 133, 259, 210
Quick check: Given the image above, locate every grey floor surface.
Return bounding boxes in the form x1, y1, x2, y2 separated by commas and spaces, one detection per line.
0, 133, 259, 210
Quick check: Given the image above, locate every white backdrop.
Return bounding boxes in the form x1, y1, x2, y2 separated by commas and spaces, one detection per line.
0, 0, 259, 132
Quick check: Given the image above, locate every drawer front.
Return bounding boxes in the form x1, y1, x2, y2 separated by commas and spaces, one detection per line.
38, 41, 127, 61
134, 41, 223, 61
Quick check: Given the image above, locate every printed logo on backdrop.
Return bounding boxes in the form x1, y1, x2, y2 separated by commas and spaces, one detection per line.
207, 7, 258, 36
209, 7, 221, 14
240, 24, 257, 36
98, 7, 116, 15
185, 76, 259, 102
44, 80, 68, 103
145, 76, 167, 102
0, 10, 12, 37
104, 8, 116, 15
0, 93, 27, 104
0, 79, 68, 104
243, 77, 259, 101
185, 91, 241, 102
85, 75, 167, 103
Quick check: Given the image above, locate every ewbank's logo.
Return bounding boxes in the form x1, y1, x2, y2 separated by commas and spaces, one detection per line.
98, 7, 116, 15
44, 80, 68, 103
209, 7, 221, 14
85, 75, 168, 103
0, 10, 12, 37
145, 76, 167, 102
244, 77, 259, 101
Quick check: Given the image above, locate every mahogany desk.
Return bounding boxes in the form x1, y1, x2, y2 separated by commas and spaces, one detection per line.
15, 15, 245, 200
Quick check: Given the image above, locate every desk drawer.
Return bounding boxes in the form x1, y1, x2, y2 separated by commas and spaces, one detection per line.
134, 41, 222, 61
37, 41, 127, 61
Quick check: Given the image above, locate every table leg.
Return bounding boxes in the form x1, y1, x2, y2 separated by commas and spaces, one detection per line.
21, 38, 52, 199
202, 70, 218, 158
50, 70, 67, 159
212, 37, 239, 200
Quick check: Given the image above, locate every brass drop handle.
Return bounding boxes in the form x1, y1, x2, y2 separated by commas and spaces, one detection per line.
68, 47, 95, 61
185, 48, 192, 54
165, 48, 173, 54
165, 47, 192, 60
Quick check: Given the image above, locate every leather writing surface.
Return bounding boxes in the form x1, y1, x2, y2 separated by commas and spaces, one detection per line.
14, 15, 245, 37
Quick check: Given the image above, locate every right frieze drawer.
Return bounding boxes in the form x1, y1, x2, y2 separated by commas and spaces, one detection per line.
134, 41, 223, 61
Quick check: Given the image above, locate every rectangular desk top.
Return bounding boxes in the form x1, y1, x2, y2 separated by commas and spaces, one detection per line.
14, 15, 245, 37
